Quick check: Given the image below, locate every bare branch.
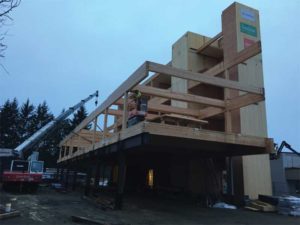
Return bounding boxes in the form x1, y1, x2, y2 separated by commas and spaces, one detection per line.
0, 0, 20, 17
0, 0, 21, 67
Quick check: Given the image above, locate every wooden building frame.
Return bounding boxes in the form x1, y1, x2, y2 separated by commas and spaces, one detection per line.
58, 39, 271, 163
57, 2, 274, 208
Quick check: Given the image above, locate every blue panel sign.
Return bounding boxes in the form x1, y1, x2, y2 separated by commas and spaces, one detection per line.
240, 8, 256, 22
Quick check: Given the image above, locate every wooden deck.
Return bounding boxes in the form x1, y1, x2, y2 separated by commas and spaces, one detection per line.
58, 121, 273, 163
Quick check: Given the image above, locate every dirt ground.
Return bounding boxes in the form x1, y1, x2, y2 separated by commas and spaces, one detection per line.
0, 186, 300, 225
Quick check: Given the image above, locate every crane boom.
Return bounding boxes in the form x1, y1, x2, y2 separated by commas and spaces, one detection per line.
270, 141, 300, 160
14, 91, 98, 158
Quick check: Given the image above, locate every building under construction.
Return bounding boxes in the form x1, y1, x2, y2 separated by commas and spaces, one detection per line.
57, 2, 274, 209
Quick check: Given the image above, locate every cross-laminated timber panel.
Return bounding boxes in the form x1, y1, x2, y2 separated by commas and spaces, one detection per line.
222, 2, 272, 199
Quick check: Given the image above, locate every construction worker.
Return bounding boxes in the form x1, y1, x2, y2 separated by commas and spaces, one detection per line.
127, 90, 148, 127
132, 90, 142, 110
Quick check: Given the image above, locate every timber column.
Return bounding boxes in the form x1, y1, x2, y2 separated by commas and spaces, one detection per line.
222, 2, 272, 199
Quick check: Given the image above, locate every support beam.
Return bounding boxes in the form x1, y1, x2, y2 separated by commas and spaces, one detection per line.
115, 150, 126, 210
197, 32, 223, 54
148, 103, 200, 117
103, 109, 108, 137
224, 69, 232, 133
56, 167, 60, 181
226, 157, 234, 195
142, 61, 172, 85
122, 92, 128, 130
198, 93, 264, 120
107, 108, 123, 116
60, 168, 64, 182
207, 41, 261, 76
199, 107, 224, 119
148, 61, 263, 94
84, 166, 92, 197
134, 85, 225, 108
227, 93, 264, 111
93, 161, 101, 193
189, 41, 262, 89
63, 62, 149, 143
72, 171, 77, 191
92, 117, 98, 149
65, 168, 69, 189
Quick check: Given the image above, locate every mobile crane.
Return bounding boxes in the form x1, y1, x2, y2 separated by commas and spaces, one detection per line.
1, 91, 98, 191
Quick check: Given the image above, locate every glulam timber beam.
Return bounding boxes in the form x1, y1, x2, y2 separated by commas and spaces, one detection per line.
198, 93, 265, 120
61, 62, 149, 145
134, 85, 225, 108
189, 41, 262, 89
148, 61, 263, 94
197, 32, 223, 54
227, 93, 265, 111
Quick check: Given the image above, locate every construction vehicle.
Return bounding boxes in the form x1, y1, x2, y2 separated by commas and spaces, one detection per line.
1, 91, 98, 191
270, 141, 300, 160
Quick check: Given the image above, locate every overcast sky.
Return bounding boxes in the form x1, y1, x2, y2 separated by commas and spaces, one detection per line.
0, 0, 299, 150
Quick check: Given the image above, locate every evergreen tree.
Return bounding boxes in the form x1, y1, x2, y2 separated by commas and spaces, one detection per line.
33, 101, 53, 130
71, 105, 90, 130
30, 101, 54, 159
39, 116, 72, 167
0, 99, 89, 167
19, 99, 35, 142
0, 98, 20, 148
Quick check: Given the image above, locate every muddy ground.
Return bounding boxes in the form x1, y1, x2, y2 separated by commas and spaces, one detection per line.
0, 186, 300, 225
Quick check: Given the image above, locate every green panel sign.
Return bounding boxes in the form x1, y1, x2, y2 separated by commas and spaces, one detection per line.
240, 22, 257, 37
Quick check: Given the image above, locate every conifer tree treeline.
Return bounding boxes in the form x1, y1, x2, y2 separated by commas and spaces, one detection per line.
0, 98, 88, 167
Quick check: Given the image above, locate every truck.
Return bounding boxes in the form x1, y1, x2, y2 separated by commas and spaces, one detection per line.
0, 91, 98, 192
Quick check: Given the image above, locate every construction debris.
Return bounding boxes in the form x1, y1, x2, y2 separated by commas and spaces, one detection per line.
95, 196, 115, 210
82, 195, 115, 211
0, 204, 20, 220
246, 200, 276, 212
278, 196, 300, 216
71, 215, 107, 225
71, 215, 130, 225
212, 202, 236, 210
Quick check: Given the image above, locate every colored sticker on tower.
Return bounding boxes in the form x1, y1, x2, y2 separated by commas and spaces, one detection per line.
240, 8, 256, 22
240, 22, 257, 37
244, 38, 256, 48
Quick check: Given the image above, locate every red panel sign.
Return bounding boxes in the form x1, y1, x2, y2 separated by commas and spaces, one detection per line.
244, 38, 256, 48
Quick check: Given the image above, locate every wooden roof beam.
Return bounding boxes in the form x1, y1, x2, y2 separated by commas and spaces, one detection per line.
197, 32, 223, 54
148, 103, 200, 117
148, 61, 263, 94
134, 85, 225, 108
60, 62, 149, 145
189, 41, 262, 89
198, 93, 265, 120
205, 41, 261, 76
142, 61, 171, 86
227, 93, 265, 111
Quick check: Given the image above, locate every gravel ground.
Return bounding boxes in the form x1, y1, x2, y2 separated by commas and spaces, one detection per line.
0, 186, 300, 225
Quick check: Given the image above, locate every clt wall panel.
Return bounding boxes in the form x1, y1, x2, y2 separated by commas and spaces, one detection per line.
222, 2, 272, 199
